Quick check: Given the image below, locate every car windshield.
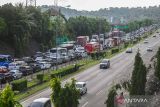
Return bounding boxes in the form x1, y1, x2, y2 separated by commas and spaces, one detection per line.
0, 58, 7, 62
30, 102, 43, 107
76, 84, 83, 88
101, 60, 108, 63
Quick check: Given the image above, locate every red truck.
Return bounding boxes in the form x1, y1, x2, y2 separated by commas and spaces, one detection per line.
76, 36, 89, 47
85, 42, 100, 54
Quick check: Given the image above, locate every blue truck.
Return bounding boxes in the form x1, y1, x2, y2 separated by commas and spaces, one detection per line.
0, 54, 13, 68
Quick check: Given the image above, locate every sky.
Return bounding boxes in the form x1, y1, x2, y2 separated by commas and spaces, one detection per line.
0, 0, 160, 11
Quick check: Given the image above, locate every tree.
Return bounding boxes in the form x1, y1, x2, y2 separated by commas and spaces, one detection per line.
50, 78, 61, 107
0, 17, 6, 33
155, 47, 160, 80
0, 84, 22, 107
50, 78, 80, 107
130, 52, 147, 95
106, 88, 117, 107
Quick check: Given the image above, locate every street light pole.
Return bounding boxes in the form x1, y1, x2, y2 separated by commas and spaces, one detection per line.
53, 0, 70, 70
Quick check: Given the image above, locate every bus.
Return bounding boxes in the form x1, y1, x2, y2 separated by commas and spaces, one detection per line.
0, 54, 13, 67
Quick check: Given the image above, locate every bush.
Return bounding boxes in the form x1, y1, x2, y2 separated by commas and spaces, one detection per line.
11, 79, 27, 92
37, 74, 44, 83
124, 42, 129, 48
50, 64, 80, 78
111, 48, 119, 54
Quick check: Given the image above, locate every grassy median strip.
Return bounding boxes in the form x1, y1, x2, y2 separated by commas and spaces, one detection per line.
16, 30, 158, 101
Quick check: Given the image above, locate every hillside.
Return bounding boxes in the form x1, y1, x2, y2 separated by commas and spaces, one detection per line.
40, 5, 160, 23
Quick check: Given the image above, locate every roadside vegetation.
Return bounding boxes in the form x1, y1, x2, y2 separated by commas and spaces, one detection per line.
0, 3, 110, 57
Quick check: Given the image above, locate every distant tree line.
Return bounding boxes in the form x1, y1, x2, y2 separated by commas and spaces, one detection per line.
0, 3, 110, 57
124, 19, 153, 33
56, 5, 160, 22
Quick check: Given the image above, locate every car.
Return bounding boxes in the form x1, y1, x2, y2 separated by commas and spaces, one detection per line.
0, 73, 14, 83
37, 62, 51, 70
29, 98, 52, 107
61, 53, 71, 63
9, 69, 22, 79
0, 66, 9, 73
29, 63, 41, 73
19, 66, 33, 76
68, 49, 76, 60
35, 56, 44, 62
8, 62, 21, 70
126, 48, 132, 53
49, 53, 63, 64
144, 39, 148, 43
100, 59, 110, 69
75, 82, 87, 95
147, 46, 153, 51
153, 35, 156, 37
22, 57, 35, 64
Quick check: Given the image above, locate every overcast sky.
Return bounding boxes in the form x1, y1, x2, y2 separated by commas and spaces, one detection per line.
0, 0, 160, 11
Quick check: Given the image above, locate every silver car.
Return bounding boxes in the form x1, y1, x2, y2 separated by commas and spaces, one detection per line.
29, 98, 51, 107
75, 82, 87, 95
100, 59, 110, 69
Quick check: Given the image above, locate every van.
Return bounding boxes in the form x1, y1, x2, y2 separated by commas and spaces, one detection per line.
29, 98, 52, 107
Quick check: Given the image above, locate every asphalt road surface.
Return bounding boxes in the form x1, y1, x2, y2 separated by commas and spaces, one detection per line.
21, 32, 160, 107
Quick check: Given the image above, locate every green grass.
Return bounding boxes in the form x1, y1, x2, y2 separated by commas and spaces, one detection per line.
15, 29, 159, 101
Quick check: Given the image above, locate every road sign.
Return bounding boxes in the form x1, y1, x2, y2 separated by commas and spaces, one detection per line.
56, 35, 69, 45
114, 25, 128, 29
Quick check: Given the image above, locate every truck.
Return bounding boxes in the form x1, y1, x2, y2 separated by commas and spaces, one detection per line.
0, 54, 13, 67
76, 36, 89, 47
85, 42, 100, 54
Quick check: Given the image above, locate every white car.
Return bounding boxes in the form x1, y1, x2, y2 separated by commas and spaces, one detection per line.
35, 57, 44, 62
29, 98, 51, 107
38, 62, 51, 70
126, 48, 132, 53
147, 46, 153, 51
9, 70, 22, 79
75, 82, 87, 95
8, 62, 21, 70
144, 39, 148, 43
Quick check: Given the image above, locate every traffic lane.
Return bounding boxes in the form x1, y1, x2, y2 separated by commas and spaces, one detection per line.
21, 32, 159, 107
82, 43, 159, 107
78, 53, 134, 107
80, 62, 133, 107
79, 35, 160, 107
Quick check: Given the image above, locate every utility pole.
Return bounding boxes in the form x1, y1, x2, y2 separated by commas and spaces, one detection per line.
26, 0, 28, 7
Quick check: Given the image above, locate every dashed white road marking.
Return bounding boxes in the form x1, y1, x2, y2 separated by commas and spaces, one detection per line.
82, 102, 88, 107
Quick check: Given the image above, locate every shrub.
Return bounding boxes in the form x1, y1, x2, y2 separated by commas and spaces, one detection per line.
124, 42, 129, 48
37, 74, 44, 83
111, 48, 119, 54
11, 79, 27, 92
50, 64, 81, 78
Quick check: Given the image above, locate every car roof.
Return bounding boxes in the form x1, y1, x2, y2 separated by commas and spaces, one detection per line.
76, 82, 86, 85
33, 98, 50, 103
101, 59, 110, 61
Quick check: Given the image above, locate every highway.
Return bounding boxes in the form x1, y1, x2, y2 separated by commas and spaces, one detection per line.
21, 31, 160, 107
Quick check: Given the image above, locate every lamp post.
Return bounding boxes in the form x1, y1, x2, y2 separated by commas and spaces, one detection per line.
53, 0, 70, 70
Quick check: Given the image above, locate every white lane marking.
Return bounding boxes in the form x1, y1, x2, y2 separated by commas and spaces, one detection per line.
82, 102, 88, 107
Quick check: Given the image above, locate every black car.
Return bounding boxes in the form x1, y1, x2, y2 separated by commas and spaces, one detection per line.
29, 63, 41, 73
0, 73, 14, 83
19, 66, 33, 76
100, 59, 110, 69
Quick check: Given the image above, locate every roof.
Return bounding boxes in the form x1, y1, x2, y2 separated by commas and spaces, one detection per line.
0, 54, 11, 58
76, 82, 86, 85
33, 98, 50, 103
102, 59, 110, 61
